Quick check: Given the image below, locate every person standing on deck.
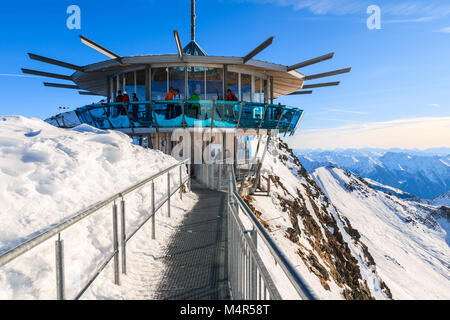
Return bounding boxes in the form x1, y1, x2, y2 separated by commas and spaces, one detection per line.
225, 89, 238, 102
132, 93, 139, 122
225, 89, 238, 119
189, 90, 200, 119
114, 90, 124, 117
165, 87, 175, 119
122, 91, 130, 116
174, 89, 182, 117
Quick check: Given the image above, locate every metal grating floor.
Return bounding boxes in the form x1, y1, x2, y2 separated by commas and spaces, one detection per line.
155, 181, 229, 300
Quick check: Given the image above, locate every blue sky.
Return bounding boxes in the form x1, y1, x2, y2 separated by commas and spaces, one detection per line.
0, 0, 449, 149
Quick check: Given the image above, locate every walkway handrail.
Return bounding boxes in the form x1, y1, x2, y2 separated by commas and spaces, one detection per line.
0, 159, 191, 300
228, 166, 316, 300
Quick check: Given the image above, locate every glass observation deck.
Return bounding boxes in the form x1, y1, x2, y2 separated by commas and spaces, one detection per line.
74, 100, 303, 133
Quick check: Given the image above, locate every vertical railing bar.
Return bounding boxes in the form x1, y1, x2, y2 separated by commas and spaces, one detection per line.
218, 163, 222, 190
236, 102, 243, 129
179, 165, 183, 200
112, 203, 120, 285
247, 244, 250, 299
167, 172, 171, 218
264, 283, 267, 300
152, 181, 156, 240
187, 162, 191, 191
258, 271, 261, 300
120, 198, 127, 275
55, 233, 65, 300
181, 101, 186, 128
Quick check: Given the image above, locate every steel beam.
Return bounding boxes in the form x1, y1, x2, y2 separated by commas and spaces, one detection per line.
173, 30, 184, 59
28, 53, 84, 71
78, 91, 105, 96
243, 37, 274, 64
288, 90, 313, 95
44, 82, 80, 89
80, 35, 122, 62
22, 68, 72, 81
303, 67, 351, 81
287, 52, 334, 71
302, 81, 340, 89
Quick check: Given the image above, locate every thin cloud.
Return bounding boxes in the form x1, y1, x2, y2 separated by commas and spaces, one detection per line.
325, 108, 368, 115
240, 0, 450, 21
428, 104, 440, 108
434, 27, 450, 33
286, 117, 450, 149
384, 16, 435, 24
0, 74, 40, 78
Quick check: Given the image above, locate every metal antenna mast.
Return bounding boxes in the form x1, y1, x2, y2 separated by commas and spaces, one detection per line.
191, 0, 196, 41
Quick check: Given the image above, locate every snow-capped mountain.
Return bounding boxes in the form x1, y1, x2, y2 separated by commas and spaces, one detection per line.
422, 191, 450, 207
248, 139, 449, 299
312, 166, 449, 299
296, 149, 450, 200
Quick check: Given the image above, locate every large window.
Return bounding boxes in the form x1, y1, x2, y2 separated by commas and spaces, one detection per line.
152, 68, 168, 100
254, 77, 262, 103
241, 74, 252, 102
169, 67, 186, 99
111, 67, 269, 103
136, 70, 146, 100
205, 67, 223, 100
226, 71, 239, 99
124, 72, 134, 97
188, 66, 205, 99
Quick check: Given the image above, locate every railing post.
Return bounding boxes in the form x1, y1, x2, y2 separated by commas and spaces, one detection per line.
187, 161, 191, 191
218, 163, 222, 190
120, 199, 127, 275
251, 227, 258, 299
152, 181, 156, 240
209, 164, 213, 189
206, 164, 209, 189
55, 234, 65, 300
179, 165, 183, 200
112, 203, 120, 285
167, 172, 171, 218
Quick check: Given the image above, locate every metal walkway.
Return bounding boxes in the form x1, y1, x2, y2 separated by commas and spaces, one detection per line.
155, 181, 229, 300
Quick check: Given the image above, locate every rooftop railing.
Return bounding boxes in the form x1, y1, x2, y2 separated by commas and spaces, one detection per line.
74, 100, 303, 134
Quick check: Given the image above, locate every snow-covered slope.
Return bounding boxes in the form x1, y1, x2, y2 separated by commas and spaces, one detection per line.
246, 139, 393, 300
296, 149, 450, 199
430, 191, 450, 207
312, 166, 450, 299
364, 178, 415, 199
0, 116, 195, 299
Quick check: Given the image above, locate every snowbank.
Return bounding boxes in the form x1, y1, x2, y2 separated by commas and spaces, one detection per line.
0, 116, 195, 299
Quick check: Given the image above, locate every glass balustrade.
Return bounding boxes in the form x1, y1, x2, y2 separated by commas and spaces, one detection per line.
74, 100, 303, 134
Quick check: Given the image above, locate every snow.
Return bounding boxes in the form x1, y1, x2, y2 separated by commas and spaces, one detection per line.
0, 116, 196, 300
247, 139, 391, 300
430, 191, 450, 207
312, 166, 450, 300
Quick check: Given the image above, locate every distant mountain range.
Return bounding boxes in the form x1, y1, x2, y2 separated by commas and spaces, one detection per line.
295, 149, 450, 200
